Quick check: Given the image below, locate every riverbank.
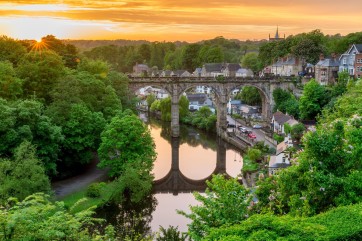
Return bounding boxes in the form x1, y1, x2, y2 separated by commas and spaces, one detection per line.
51, 154, 109, 199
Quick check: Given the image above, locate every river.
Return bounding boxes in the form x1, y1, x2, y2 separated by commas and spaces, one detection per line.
53, 113, 244, 236
141, 113, 244, 232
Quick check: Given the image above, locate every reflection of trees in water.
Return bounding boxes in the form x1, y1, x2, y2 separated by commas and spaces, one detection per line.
147, 116, 217, 151
94, 194, 157, 239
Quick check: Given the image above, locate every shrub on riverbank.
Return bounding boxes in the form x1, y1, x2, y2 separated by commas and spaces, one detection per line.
182, 106, 217, 132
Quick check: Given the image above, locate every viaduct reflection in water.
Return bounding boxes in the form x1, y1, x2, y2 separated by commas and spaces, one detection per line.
153, 136, 232, 195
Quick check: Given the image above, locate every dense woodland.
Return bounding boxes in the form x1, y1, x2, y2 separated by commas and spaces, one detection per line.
0, 31, 362, 240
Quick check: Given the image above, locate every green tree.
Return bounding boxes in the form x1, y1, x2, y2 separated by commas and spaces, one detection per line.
0, 61, 23, 100
16, 50, 65, 103
181, 43, 201, 72
179, 95, 190, 120
0, 99, 63, 175
235, 86, 261, 106
98, 111, 156, 177
60, 104, 106, 170
290, 123, 305, 141
299, 79, 327, 120
0, 193, 115, 240
178, 174, 251, 241
156, 226, 188, 241
41, 35, 79, 69
0, 141, 51, 203
146, 94, 156, 111
241, 52, 261, 73
77, 57, 110, 79
0, 36, 27, 66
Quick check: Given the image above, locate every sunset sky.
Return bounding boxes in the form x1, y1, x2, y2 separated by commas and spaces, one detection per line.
1, 0, 361, 42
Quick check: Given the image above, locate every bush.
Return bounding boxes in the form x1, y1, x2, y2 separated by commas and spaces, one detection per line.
273, 133, 284, 143
86, 182, 105, 198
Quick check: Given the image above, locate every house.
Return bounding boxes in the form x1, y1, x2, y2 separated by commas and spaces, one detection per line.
160, 70, 172, 77
235, 68, 254, 77
133, 64, 149, 76
354, 45, 362, 78
171, 70, 191, 77
239, 104, 260, 118
272, 111, 298, 134
269, 134, 293, 175
222, 63, 241, 77
150, 69, 161, 77
270, 56, 303, 76
227, 99, 242, 114
339, 44, 362, 77
142, 86, 169, 99
315, 54, 339, 85
193, 68, 202, 77
187, 93, 214, 110
201, 63, 223, 77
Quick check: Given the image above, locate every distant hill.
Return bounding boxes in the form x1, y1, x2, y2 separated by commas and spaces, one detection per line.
64, 39, 188, 52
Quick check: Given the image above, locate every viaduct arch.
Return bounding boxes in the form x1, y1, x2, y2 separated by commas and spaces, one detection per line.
129, 77, 295, 137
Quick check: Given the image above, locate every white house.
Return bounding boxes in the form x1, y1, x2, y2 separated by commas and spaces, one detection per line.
339, 44, 362, 77
272, 111, 298, 134
269, 134, 293, 175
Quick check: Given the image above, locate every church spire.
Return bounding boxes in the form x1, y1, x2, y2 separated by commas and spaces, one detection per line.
275, 26, 279, 39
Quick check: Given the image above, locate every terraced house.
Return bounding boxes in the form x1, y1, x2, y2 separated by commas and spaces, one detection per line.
339, 44, 362, 78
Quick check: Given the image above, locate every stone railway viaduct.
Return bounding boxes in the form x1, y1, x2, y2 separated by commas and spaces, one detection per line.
129, 76, 295, 138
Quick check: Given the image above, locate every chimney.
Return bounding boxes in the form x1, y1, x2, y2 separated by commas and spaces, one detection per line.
319, 54, 325, 61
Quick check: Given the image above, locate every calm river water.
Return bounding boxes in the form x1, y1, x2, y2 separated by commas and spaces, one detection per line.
93, 113, 244, 237
142, 113, 244, 232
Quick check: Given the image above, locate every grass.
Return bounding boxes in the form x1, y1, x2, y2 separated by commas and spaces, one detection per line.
61, 181, 115, 213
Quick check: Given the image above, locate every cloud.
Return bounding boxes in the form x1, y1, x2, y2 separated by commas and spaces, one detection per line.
0, 0, 361, 41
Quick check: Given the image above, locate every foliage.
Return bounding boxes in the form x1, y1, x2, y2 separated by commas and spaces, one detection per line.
60, 104, 106, 171
0, 141, 51, 203
146, 94, 156, 109
246, 148, 262, 162
159, 97, 172, 121
150, 99, 161, 112
16, 50, 65, 103
257, 118, 362, 216
272, 88, 299, 118
299, 79, 328, 120
0, 61, 23, 100
109, 164, 154, 204
0, 99, 63, 175
98, 110, 156, 177
48, 71, 122, 122
204, 202, 362, 241
179, 174, 251, 241
77, 57, 110, 79
156, 226, 189, 241
40, 35, 80, 69
234, 86, 261, 106
290, 123, 305, 141
182, 106, 217, 132
0, 193, 115, 240
273, 133, 284, 143
0, 36, 27, 66
86, 182, 106, 198
240, 52, 261, 73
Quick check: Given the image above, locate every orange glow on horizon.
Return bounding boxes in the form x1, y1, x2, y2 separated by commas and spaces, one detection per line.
0, 1, 361, 42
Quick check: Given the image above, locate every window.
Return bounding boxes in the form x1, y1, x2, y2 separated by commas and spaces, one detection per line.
343, 58, 347, 64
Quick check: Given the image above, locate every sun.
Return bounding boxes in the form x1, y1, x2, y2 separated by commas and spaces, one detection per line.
30, 39, 49, 52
